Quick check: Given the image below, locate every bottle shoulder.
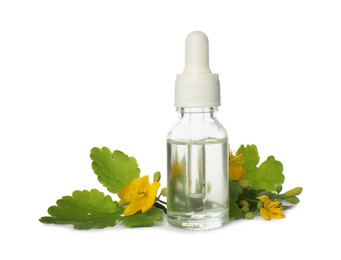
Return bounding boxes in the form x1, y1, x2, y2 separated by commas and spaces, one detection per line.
167, 115, 227, 141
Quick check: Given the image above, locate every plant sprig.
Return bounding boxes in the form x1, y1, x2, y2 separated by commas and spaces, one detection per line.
229, 144, 302, 220
40, 144, 302, 229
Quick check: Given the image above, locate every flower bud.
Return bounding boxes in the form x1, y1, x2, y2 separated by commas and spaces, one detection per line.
241, 206, 249, 213
284, 187, 303, 198
118, 200, 128, 206
285, 196, 300, 204
276, 185, 283, 194
245, 212, 254, 219
257, 201, 263, 209
239, 199, 249, 208
238, 179, 251, 189
153, 171, 161, 182
161, 187, 167, 197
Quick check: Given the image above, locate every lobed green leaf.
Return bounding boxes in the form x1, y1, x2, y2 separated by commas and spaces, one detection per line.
90, 147, 140, 193
229, 198, 243, 220
237, 145, 285, 192
39, 189, 123, 230
236, 144, 259, 173
252, 156, 284, 191
229, 181, 243, 201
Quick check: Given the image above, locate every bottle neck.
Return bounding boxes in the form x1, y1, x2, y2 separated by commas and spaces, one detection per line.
176, 107, 218, 119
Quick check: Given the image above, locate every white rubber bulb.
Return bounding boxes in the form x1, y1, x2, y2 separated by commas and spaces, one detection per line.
183, 31, 211, 74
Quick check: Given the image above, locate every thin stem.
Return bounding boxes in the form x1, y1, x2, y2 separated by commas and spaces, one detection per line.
242, 198, 259, 203
154, 201, 167, 214
157, 198, 167, 204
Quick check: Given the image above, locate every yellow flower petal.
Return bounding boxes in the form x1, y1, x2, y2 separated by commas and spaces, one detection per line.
268, 208, 285, 219
257, 195, 270, 208
118, 175, 160, 216
270, 213, 285, 219
260, 207, 271, 221
124, 200, 144, 216
141, 182, 160, 213
118, 175, 150, 203
136, 175, 151, 191
268, 200, 281, 208
229, 153, 245, 181
229, 164, 245, 181
268, 207, 283, 214
258, 196, 285, 220
118, 185, 134, 203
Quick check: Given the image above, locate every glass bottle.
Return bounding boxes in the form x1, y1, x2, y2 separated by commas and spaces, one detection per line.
167, 31, 229, 230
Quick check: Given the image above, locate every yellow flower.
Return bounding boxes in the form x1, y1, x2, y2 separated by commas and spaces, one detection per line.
229, 152, 245, 181
118, 175, 160, 216
257, 195, 285, 221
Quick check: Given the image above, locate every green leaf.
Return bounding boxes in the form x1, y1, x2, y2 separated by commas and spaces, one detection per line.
237, 145, 285, 192
252, 156, 284, 191
236, 144, 259, 173
122, 208, 164, 227
90, 147, 140, 193
229, 181, 243, 201
39, 189, 123, 230
229, 198, 243, 220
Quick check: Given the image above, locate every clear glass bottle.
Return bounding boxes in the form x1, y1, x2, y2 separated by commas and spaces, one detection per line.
167, 31, 229, 230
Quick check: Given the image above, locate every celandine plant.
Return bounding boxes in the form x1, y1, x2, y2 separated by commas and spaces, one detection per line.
39, 144, 302, 229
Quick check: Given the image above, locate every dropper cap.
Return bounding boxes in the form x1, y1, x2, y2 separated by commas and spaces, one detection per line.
175, 31, 220, 107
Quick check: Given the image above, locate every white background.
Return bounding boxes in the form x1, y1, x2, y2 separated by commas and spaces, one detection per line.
1, 0, 340, 259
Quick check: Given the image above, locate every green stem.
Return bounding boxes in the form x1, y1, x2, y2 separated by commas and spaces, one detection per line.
242, 198, 259, 203
157, 198, 167, 205
154, 201, 167, 213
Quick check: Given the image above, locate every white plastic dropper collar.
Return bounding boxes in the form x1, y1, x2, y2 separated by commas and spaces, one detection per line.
175, 31, 220, 107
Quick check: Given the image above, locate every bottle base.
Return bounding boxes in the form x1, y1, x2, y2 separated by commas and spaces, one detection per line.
167, 211, 229, 231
